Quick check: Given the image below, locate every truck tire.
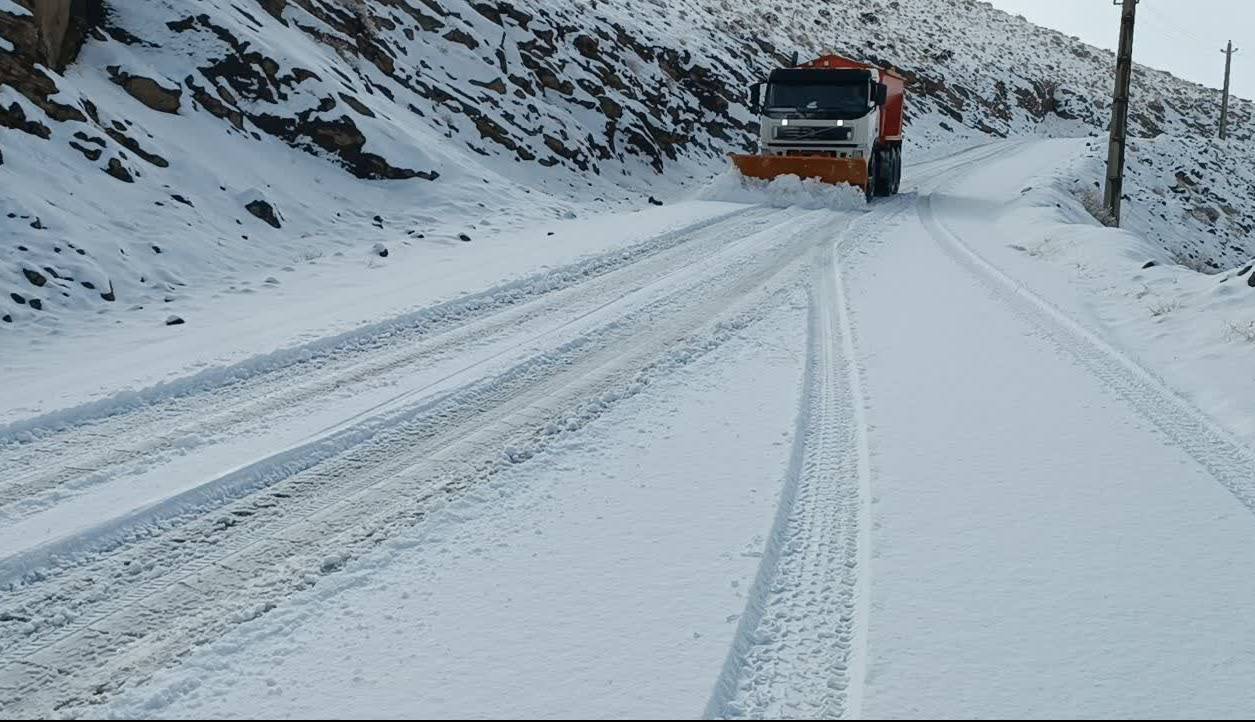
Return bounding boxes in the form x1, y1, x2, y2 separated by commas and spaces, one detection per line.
864, 155, 877, 202
891, 146, 902, 195
874, 148, 894, 197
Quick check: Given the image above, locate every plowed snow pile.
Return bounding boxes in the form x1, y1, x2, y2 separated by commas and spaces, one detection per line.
698, 171, 868, 211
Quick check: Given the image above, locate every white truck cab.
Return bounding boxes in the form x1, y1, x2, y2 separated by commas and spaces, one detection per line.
753, 67, 886, 161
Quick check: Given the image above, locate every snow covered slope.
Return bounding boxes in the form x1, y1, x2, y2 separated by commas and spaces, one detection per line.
1, 0, 1252, 333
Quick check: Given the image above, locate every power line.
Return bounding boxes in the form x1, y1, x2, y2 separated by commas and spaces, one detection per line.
1140, 4, 1254, 71
1139, 4, 1213, 48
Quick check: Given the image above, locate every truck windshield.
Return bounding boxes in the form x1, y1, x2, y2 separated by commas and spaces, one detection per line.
764, 82, 871, 119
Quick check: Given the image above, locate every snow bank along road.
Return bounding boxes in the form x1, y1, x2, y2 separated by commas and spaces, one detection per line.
5, 140, 1255, 718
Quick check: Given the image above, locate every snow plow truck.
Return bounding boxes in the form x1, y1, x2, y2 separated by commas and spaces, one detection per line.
731, 54, 906, 201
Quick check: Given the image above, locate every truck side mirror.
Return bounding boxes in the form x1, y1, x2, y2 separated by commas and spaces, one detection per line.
749, 83, 761, 113
874, 82, 888, 106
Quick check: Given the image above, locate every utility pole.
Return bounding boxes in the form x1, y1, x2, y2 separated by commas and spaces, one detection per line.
1104, 0, 1138, 227
1220, 40, 1239, 140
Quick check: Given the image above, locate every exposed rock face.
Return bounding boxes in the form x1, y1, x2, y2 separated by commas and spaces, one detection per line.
0, 1, 99, 122
32, 0, 104, 71
255, 0, 286, 22
103, 157, 133, 182
108, 68, 182, 114
245, 199, 281, 228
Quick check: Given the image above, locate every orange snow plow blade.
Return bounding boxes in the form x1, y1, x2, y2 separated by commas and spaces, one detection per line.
730, 154, 869, 188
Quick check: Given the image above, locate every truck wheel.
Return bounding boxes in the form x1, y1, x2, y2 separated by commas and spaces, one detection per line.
864, 156, 877, 202
891, 147, 902, 195
874, 148, 893, 197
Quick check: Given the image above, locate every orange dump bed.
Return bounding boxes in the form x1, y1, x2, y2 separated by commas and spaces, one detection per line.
798, 54, 905, 143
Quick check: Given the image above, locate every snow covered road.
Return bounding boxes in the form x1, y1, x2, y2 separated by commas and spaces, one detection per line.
855, 142, 1255, 718
4, 140, 1255, 719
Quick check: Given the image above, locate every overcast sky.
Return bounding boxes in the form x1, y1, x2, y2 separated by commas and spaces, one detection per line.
987, 0, 1253, 100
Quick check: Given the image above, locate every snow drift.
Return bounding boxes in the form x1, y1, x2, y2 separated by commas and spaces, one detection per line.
698, 171, 867, 211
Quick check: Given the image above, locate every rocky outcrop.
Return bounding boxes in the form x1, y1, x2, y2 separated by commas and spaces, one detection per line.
28, 0, 104, 72
245, 199, 281, 228
108, 67, 182, 114
0, 1, 99, 123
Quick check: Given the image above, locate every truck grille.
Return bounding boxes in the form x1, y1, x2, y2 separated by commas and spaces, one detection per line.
774, 126, 852, 141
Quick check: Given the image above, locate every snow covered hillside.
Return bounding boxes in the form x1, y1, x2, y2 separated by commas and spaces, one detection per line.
1, 0, 1253, 331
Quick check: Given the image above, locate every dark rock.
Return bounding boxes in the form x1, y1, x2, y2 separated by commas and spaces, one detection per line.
2, 314, 10, 323
100, 282, 115, 302
648, 196, 663, 206
597, 96, 622, 120
104, 127, 169, 167
22, 268, 47, 287
27, 0, 106, 72
338, 92, 376, 118
10, 293, 25, 305
68, 140, 103, 161
245, 199, 281, 228
471, 2, 501, 24
165, 315, 185, 326
458, 233, 471, 242
470, 78, 507, 94
110, 70, 183, 114
104, 157, 135, 183
250, 112, 438, 181
256, 0, 287, 21
443, 28, 478, 50
28, 298, 42, 310
0, 102, 52, 139
573, 34, 599, 59
1191, 206, 1221, 224
1142, 261, 1157, 269
186, 79, 245, 130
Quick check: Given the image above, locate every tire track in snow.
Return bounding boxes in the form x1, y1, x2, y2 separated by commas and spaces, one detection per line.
703, 144, 1003, 720
0, 208, 781, 519
0, 211, 845, 719
0, 210, 817, 588
705, 205, 897, 720
919, 192, 1255, 518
